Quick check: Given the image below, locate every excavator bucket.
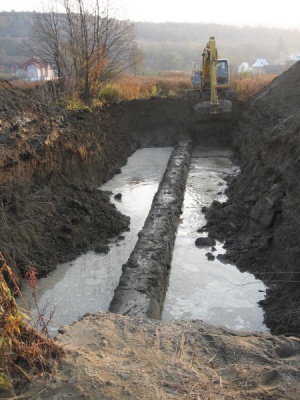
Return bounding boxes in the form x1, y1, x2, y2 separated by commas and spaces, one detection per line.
193, 100, 233, 121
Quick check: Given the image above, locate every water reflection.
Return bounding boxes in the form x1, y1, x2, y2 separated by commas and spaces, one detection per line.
19, 148, 173, 336
162, 148, 268, 333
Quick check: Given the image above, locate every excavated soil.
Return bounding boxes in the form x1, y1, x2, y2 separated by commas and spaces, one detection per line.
204, 61, 300, 335
1, 63, 300, 398
26, 312, 300, 400
0, 80, 134, 276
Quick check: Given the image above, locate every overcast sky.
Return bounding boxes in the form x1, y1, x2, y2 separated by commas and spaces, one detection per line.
1, 0, 299, 30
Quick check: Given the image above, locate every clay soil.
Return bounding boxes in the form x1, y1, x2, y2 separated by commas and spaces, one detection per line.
204, 61, 300, 336
1, 61, 300, 399
0, 80, 135, 277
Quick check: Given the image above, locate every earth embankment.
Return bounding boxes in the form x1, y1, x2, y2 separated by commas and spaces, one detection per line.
0, 80, 133, 276
26, 312, 300, 400
204, 61, 300, 334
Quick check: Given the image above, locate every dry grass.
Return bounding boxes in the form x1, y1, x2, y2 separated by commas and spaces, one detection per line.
231, 73, 277, 100
100, 72, 278, 103
99, 73, 191, 102
11, 80, 43, 90
0, 253, 64, 395
10, 72, 278, 107
29, 312, 300, 399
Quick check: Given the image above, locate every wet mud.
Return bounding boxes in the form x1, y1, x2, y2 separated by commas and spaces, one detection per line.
109, 138, 192, 318
2, 64, 300, 398
1, 61, 300, 336
203, 62, 300, 335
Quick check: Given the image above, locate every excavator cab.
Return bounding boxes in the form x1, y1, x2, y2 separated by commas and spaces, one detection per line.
216, 59, 230, 86
191, 62, 202, 89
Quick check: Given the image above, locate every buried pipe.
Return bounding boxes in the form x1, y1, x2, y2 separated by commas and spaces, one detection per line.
109, 137, 192, 319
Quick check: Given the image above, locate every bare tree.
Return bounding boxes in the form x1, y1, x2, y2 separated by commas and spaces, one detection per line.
30, 0, 136, 99
127, 44, 145, 76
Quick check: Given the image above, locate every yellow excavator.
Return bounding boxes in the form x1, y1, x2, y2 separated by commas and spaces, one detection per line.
191, 36, 232, 114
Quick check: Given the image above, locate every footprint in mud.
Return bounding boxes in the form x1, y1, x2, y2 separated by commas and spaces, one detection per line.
220, 366, 281, 390
258, 369, 280, 386
274, 337, 300, 359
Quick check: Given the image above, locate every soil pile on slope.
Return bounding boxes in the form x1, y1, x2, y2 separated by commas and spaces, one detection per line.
25, 312, 300, 400
0, 79, 133, 276
204, 61, 300, 334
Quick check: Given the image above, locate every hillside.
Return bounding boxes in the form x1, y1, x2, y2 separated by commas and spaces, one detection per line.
0, 12, 300, 73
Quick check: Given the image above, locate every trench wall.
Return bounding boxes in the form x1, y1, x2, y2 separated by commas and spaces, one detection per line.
109, 138, 192, 319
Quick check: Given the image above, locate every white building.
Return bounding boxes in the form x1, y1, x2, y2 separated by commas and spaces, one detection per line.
238, 62, 251, 73
12, 57, 56, 81
289, 54, 300, 61
251, 59, 269, 75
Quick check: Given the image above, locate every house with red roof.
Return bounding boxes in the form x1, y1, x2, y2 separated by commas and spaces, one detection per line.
12, 57, 56, 81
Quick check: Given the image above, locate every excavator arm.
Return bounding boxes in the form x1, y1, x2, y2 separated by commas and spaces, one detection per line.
204, 37, 219, 113
191, 36, 231, 115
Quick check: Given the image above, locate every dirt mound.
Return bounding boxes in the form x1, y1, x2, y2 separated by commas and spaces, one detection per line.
204, 61, 300, 334
25, 312, 300, 399
0, 79, 134, 276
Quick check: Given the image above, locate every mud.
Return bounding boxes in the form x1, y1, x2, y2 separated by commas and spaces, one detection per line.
0, 81, 236, 278
109, 139, 192, 318
203, 61, 300, 335
0, 82, 135, 276
1, 63, 300, 397
26, 312, 300, 400
2, 70, 300, 335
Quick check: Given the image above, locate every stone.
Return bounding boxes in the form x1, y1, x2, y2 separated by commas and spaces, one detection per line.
205, 252, 215, 261
195, 237, 216, 247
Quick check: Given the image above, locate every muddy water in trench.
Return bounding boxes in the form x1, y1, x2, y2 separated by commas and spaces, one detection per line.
162, 148, 268, 332
20, 147, 267, 336
20, 148, 173, 337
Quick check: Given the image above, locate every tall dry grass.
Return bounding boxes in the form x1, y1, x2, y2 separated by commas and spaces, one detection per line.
0, 254, 64, 394
98, 73, 191, 102
10, 72, 278, 106
231, 73, 277, 100
101, 72, 277, 102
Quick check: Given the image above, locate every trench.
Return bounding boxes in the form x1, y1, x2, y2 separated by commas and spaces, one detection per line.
20, 142, 267, 336
20, 147, 173, 337
162, 148, 267, 332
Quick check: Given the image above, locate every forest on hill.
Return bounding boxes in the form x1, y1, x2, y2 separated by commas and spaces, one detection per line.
136, 22, 300, 73
0, 11, 300, 75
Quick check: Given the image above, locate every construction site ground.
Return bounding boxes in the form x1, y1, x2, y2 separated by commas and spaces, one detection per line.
1, 62, 300, 399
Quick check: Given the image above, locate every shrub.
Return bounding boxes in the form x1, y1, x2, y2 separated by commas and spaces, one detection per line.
0, 254, 64, 394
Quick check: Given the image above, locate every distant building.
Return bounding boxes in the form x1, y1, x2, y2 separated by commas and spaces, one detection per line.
289, 54, 300, 61
286, 54, 300, 68
238, 62, 251, 73
251, 59, 269, 74
12, 57, 56, 81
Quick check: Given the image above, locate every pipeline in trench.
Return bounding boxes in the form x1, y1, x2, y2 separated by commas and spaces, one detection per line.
20, 140, 267, 336
20, 147, 173, 337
